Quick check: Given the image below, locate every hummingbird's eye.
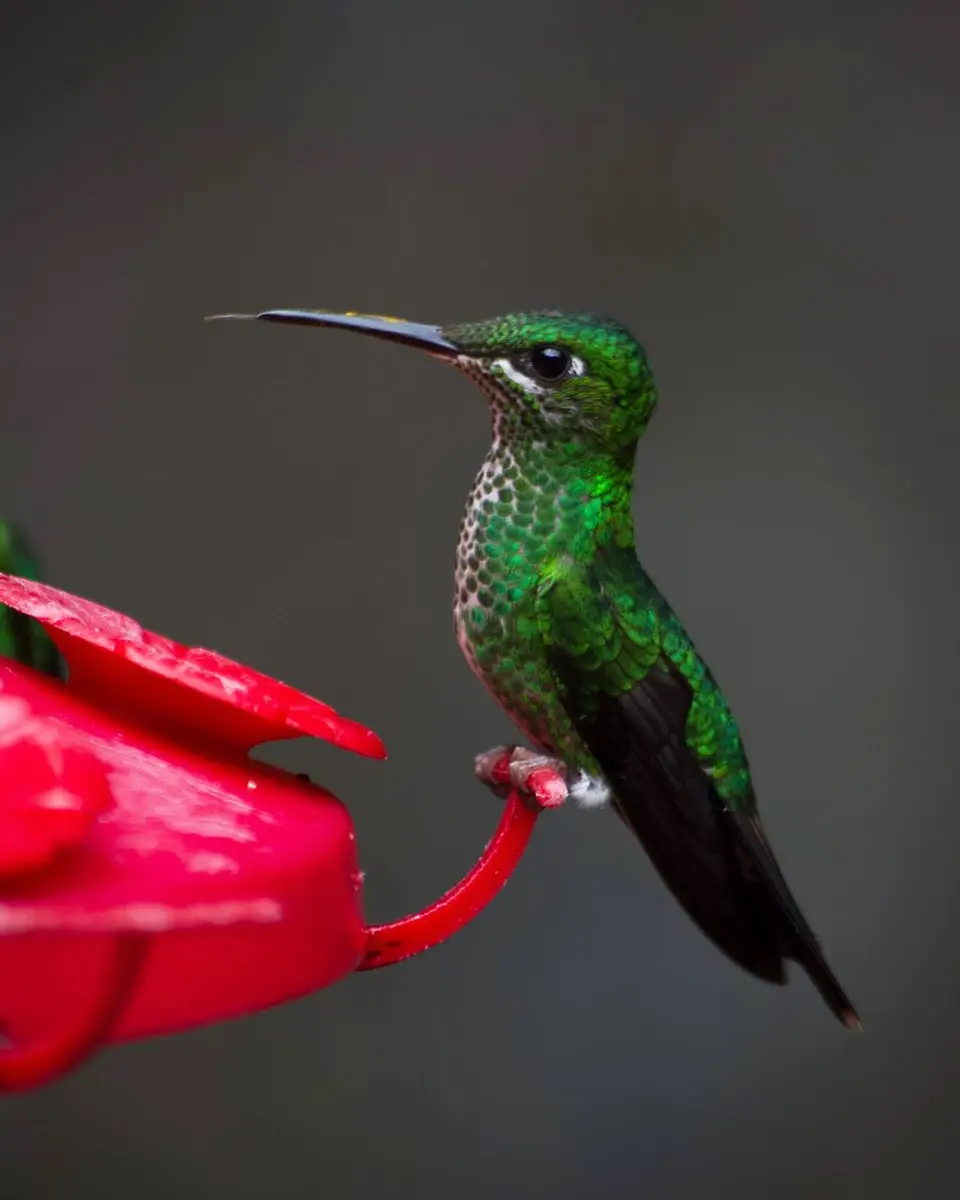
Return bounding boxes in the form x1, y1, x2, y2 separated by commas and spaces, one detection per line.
527, 345, 571, 383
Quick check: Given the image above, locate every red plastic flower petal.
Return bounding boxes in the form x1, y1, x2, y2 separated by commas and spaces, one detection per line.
0, 715, 112, 877
0, 575, 385, 759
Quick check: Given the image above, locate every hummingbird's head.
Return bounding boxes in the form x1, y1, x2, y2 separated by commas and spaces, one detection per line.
440, 311, 657, 454
206, 307, 657, 457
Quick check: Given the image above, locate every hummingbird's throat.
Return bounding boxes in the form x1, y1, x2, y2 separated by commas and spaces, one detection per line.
453, 435, 635, 649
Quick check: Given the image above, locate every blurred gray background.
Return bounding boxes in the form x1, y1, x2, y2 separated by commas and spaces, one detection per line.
1, 1, 957, 1196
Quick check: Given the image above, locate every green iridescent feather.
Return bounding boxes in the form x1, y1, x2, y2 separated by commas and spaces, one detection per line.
536, 546, 753, 807
0, 522, 64, 678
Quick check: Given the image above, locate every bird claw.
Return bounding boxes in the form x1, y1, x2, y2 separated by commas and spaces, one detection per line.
474, 746, 568, 810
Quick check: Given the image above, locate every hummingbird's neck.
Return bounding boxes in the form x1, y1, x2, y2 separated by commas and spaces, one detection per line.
453, 430, 636, 683
462, 430, 637, 574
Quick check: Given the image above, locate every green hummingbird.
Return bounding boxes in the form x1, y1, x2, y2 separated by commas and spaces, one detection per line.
210, 307, 859, 1028
0, 522, 64, 678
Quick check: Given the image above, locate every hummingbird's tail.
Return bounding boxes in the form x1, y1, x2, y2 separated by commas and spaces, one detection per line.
732, 811, 861, 1030
0, 522, 65, 678
611, 771, 860, 1029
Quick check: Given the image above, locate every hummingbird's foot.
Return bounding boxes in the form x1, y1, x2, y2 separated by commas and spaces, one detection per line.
473, 745, 568, 810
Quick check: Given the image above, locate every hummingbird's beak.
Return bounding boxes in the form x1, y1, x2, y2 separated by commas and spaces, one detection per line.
206, 309, 461, 359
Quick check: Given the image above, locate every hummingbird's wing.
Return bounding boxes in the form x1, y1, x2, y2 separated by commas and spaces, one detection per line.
0, 523, 65, 678
537, 544, 858, 1027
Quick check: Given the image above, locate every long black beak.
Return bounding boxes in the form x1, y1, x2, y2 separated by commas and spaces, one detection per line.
206, 309, 460, 358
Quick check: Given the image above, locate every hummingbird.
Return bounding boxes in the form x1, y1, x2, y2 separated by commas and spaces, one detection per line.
210, 307, 859, 1028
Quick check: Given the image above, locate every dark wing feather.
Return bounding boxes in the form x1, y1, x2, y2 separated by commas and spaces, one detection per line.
582, 663, 786, 984
540, 547, 858, 1027
581, 668, 859, 1025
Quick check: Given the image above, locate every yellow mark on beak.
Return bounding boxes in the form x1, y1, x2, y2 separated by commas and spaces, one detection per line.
343, 311, 409, 323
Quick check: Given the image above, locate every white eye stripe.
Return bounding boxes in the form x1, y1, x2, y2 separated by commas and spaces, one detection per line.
493, 357, 548, 394
491, 354, 586, 395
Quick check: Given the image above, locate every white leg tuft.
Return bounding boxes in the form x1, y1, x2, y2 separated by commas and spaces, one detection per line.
568, 771, 611, 809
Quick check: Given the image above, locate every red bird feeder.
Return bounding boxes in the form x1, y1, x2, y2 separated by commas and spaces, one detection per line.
0, 574, 547, 1091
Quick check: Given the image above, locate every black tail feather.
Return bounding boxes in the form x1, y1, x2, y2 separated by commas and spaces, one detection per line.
578, 672, 859, 1028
